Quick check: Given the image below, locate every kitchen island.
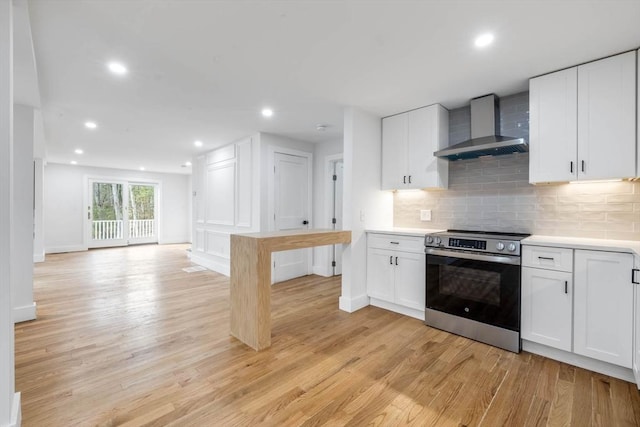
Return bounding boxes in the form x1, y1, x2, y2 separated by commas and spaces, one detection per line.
230, 229, 351, 350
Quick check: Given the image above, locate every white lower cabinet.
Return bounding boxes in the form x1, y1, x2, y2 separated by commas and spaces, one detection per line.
633, 255, 640, 385
394, 251, 425, 311
521, 267, 572, 352
523, 245, 637, 383
574, 249, 634, 368
366, 233, 425, 317
366, 247, 395, 302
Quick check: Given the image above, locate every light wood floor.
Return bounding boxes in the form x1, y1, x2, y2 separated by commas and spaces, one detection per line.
16, 244, 640, 426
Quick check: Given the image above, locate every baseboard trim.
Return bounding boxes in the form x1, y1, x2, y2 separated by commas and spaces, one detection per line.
46, 245, 87, 254
158, 239, 190, 245
191, 253, 230, 277
339, 294, 369, 313
312, 265, 332, 277
369, 298, 425, 321
9, 392, 21, 427
522, 340, 636, 384
13, 303, 36, 323
33, 252, 45, 263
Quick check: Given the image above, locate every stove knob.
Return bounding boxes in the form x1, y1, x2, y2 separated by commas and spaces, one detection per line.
507, 243, 517, 252
425, 235, 434, 244
496, 242, 505, 251
434, 237, 442, 245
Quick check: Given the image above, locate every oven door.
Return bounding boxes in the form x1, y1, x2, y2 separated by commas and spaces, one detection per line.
425, 248, 521, 331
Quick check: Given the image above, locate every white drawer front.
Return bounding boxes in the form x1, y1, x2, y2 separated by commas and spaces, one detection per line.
367, 233, 424, 253
522, 245, 573, 272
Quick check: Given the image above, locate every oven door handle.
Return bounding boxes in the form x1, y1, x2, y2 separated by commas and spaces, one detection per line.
425, 248, 521, 266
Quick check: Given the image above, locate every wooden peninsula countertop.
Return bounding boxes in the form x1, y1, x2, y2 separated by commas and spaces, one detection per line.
230, 229, 351, 350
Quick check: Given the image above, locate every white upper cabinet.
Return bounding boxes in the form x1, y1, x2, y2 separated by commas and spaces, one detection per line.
529, 67, 578, 183
381, 104, 448, 190
529, 51, 637, 183
577, 51, 636, 180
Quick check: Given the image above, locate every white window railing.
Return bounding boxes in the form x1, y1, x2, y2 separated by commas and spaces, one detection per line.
129, 219, 155, 239
92, 219, 155, 240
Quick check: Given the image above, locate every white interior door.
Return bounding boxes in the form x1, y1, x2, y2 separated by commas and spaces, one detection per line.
273, 152, 311, 283
332, 160, 344, 275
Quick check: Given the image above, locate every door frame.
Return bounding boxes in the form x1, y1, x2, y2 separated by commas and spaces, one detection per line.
83, 175, 162, 248
326, 154, 343, 276
267, 146, 313, 281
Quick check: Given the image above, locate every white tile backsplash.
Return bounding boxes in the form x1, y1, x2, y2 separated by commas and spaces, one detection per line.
394, 153, 640, 241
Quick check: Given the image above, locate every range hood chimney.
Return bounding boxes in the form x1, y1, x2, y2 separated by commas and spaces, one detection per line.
434, 94, 528, 160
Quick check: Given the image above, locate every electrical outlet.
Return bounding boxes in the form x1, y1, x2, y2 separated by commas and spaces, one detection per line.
360, 210, 365, 222
420, 209, 432, 221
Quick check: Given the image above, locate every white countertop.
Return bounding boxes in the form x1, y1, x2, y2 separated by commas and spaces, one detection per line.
366, 227, 444, 237
366, 229, 640, 257
523, 235, 640, 257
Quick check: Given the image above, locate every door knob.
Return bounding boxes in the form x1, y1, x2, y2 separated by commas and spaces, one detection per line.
302, 220, 309, 225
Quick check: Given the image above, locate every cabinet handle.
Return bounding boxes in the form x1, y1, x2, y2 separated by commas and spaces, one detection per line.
581, 160, 585, 173
408, 175, 412, 184
389, 256, 393, 265
564, 281, 568, 294
570, 161, 573, 173
403, 175, 406, 184
633, 269, 639, 285
395, 256, 398, 265
538, 256, 554, 261
390, 241, 399, 245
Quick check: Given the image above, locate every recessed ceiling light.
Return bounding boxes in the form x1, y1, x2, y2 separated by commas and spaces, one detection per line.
474, 33, 494, 48
194, 140, 203, 147
185, 161, 192, 166
139, 166, 145, 171
74, 149, 83, 154
70, 160, 77, 165
85, 121, 97, 129
107, 61, 128, 75
261, 108, 274, 118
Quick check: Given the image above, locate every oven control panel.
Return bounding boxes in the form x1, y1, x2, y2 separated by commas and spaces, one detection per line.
425, 231, 524, 256
449, 238, 486, 250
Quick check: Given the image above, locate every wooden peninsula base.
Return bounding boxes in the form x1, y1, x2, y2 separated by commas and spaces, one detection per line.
230, 229, 351, 351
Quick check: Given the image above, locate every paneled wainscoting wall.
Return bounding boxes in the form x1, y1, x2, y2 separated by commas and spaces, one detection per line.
394, 153, 640, 240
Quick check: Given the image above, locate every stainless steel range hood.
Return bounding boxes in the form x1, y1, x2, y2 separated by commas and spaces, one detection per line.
434, 94, 528, 160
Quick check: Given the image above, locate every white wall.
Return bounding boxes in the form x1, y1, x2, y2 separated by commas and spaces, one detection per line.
0, 1, 20, 425
191, 135, 260, 275
12, 104, 35, 323
312, 138, 343, 276
44, 163, 191, 253
340, 107, 393, 312
33, 109, 45, 262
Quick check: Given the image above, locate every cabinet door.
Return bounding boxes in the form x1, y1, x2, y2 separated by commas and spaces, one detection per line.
381, 113, 407, 190
577, 51, 636, 180
394, 251, 426, 311
407, 105, 448, 189
366, 247, 395, 302
574, 250, 634, 368
521, 267, 572, 351
529, 67, 578, 183
633, 255, 640, 387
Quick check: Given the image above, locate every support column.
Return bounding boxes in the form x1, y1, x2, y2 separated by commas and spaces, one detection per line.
13, 105, 35, 323
0, 1, 20, 425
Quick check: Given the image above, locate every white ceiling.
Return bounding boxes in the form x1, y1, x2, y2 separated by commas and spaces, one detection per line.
27, 0, 640, 174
